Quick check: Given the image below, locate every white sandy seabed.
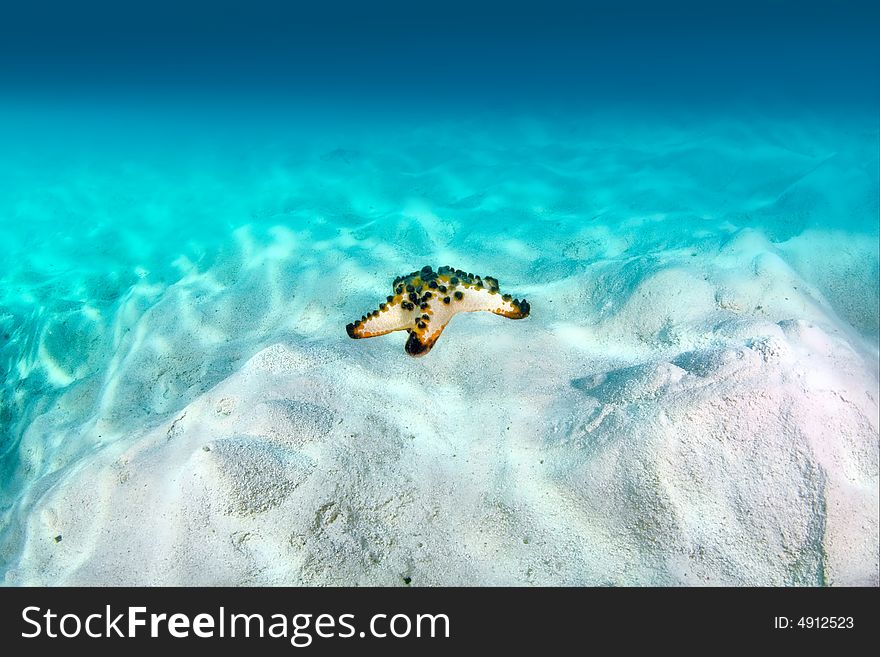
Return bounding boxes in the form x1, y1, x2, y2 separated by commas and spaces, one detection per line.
1, 113, 878, 586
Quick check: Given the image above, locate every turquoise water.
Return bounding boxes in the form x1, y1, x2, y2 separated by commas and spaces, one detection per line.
1, 100, 878, 582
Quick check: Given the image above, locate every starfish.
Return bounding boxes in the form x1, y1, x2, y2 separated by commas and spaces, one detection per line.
346, 265, 531, 356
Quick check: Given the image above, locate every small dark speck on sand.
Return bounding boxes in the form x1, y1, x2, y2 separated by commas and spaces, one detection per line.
403, 576, 412, 585
54, 535, 62, 543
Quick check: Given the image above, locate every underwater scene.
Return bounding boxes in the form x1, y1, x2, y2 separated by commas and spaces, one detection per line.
0, 1, 877, 585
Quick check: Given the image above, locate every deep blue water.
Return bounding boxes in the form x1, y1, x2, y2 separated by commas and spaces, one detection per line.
1, 0, 877, 105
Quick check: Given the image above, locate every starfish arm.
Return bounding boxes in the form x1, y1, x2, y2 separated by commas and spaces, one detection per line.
405, 325, 445, 356
449, 286, 531, 318
346, 297, 413, 339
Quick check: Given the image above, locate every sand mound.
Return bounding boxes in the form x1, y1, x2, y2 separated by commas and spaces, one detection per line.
5, 307, 876, 585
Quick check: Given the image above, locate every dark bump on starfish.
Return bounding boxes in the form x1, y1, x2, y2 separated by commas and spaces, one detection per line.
428, 280, 438, 289
438, 285, 447, 293
408, 292, 418, 302
502, 294, 512, 301
405, 331, 432, 357
454, 291, 464, 300
443, 296, 451, 304
450, 276, 459, 285
386, 295, 394, 303
406, 284, 415, 293
421, 313, 430, 320
379, 303, 387, 310
346, 323, 357, 338
372, 310, 380, 317
423, 292, 432, 299
420, 302, 429, 310
417, 321, 426, 329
